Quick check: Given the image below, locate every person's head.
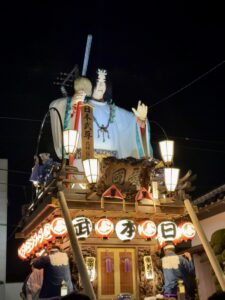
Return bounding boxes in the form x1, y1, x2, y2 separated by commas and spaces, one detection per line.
163, 242, 175, 255
92, 68, 112, 102
208, 291, 225, 300
39, 153, 50, 163
74, 77, 92, 97
49, 245, 61, 254
61, 291, 91, 299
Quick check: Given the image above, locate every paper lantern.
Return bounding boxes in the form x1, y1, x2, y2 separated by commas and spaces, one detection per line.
115, 219, 136, 241
36, 227, 44, 248
95, 218, 114, 239
51, 217, 67, 237
43, 223, 54, 243
72, 216, 93, 239
178, 221, 196, 241
138, 220, 157, 240
157, 221, 179, 246
18, 243, 27, 260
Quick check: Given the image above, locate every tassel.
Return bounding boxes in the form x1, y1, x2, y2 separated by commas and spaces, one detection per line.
124, 257, 130, 272
106, 257, 112, 273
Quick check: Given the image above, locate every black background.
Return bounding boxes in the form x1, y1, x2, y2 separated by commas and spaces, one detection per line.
0, 1, 224, 281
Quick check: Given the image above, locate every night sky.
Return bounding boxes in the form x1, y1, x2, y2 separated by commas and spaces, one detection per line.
1, 2, 224, 281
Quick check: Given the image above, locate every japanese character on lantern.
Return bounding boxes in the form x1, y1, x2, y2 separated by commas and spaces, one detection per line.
72, 216, 93, 239
115, 219, 136, 241
157, 221, 178, 246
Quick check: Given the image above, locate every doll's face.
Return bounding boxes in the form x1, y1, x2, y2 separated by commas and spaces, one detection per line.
92, 80, 106, 101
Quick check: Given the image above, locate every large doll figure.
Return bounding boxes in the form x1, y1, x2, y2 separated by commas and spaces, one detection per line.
49, 69, 153, 169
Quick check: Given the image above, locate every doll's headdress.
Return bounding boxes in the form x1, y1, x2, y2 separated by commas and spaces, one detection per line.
97, 69, 107, 83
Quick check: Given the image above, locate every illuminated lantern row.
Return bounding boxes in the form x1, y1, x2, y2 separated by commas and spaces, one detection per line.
18, 217, 67, 260
18, 217, 196, 260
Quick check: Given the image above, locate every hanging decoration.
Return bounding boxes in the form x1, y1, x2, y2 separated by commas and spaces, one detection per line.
72, 216, 93, 239
85, 256, 96, 282
138, 220, 157, 240
43, 223, 54, 243
95, 218, 114, 239
157, 221, 179, 246
178, 221, 196, 241
17, 216, 196, 260
144, 255, 154, 279
124, 257, 131, 272
115, 219, 136, 241
51, 217, 67, 237
106, 256, 113, 273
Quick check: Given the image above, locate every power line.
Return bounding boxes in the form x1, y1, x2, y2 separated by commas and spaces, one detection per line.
177, 145, 225, 154
150, 60, 225, 109
152, 134, 225, 145
0, 116, 42, 122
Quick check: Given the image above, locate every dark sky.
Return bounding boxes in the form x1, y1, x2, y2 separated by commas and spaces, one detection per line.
1, 2, 224, 281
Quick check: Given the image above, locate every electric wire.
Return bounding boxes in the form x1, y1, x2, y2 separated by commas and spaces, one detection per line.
150, 60, 225, 109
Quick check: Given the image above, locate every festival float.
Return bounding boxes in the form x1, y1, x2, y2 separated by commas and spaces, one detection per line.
15, 35, 202, 300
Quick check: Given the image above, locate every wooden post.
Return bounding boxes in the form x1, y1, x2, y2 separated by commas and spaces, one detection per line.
184, 198, 225, 291
57, 183, 96, 300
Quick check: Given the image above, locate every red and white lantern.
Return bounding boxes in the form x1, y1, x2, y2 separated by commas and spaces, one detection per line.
51, 217, 67, 237
95, 218, 114, 239
178, 221, 196, 242
138, 220, 157, 240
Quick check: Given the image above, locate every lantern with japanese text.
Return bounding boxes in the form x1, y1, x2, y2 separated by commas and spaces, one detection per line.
138, 220, 157, 240
72, 216, 93, 240
157, 221, 179, 247
51, 217, 67, 237
115, 219, 136, 241
95, 218, 114, 239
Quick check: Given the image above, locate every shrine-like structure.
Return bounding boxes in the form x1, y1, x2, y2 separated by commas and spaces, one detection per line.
16, 149, 196, 300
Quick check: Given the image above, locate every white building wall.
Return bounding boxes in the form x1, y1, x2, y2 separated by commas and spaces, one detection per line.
0, 159, 8, 300
192, 212, 225, 246
5, 282, 23, 300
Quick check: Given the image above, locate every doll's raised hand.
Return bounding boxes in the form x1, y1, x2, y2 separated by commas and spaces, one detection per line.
132, 100, 148, 128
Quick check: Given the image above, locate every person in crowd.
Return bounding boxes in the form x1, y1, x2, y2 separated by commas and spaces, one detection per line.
49, 69, 153, 168
32, 246, 73, 299
30, 153, 57, 187
208, 291, 225, 300
26, 262, 43, 300
161, 242, 195, 300
61, 291, 91, 299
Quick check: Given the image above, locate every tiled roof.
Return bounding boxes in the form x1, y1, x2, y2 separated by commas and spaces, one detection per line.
193, 184, 225, 206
